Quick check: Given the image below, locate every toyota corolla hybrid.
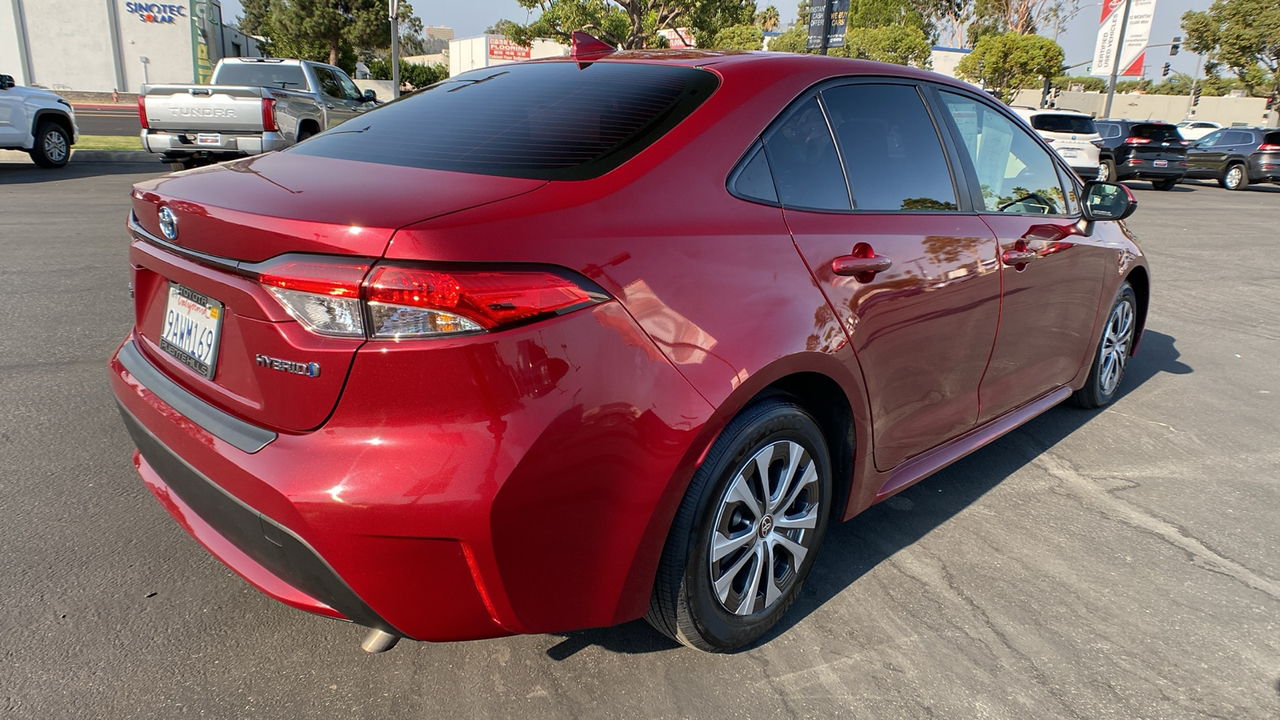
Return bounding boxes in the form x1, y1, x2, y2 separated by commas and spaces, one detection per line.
110, 35, 1148, 654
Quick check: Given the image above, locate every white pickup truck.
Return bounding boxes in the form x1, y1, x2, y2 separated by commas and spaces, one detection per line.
139, 57, 378, 166
0, 73, 78, 168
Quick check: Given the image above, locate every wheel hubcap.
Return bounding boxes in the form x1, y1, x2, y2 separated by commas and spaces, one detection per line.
1099, 164, 1109, 182
1099, 299, 1135, 396
1227, 167, 1242, 187
709, 440, 821, 617
44, 132, 68, 162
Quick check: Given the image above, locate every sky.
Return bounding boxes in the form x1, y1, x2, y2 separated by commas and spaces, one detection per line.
219, 0, 1215, 78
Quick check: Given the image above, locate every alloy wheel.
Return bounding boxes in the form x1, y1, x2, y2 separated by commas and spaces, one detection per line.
1225, 165, 1243, 190
44, 130, 68, 164
708, 440, 820, 617
1098, 297, 1135, 396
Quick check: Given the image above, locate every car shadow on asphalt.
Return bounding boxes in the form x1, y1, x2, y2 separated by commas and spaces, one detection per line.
0, 161, 163, 184
542, 331, 1191, 659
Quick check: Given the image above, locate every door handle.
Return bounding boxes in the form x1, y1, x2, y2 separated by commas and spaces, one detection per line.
1001, 249, 1037, 266
832, 242, 892, 281
325, 104, 335, 109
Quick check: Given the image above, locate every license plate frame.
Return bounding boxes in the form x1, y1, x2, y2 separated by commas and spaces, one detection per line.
159, 282, 223, 379
196, 133, 222, 146
1154, 159, 1169, 167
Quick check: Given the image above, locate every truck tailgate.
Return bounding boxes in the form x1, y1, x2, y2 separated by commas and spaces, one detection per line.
143, 85, 270, 133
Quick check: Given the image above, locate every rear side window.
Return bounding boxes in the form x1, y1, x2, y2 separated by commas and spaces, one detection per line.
1031, 114, 1097, 135
1130, 124, 1181, 141
763, 97, 850, 211
822, 83, 957, 211
1222, 130, 1254, 145
1096, 122, 1122, 139
289, 62, 719, 181
214, 63, 308, 90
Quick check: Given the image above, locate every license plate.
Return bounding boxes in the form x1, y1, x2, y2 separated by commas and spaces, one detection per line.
1059, 149, 1079, 158
1154, 159, 1168, 167
196, 133, 221, 146
159, 283, 223, 379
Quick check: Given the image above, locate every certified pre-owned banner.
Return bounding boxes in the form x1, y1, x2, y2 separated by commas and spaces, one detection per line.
1092, 0, 1157, 77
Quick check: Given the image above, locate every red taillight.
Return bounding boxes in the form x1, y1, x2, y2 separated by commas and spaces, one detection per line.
1125, 137, 1151, 145
365, 266, 602, 334
1179, 140, 1190, 146
137, 95, 149, 130
257, 257, 371, 338
261, 97, 279, 133
1259, 143, 1280, 152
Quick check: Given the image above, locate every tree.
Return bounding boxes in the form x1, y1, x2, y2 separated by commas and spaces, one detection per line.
768, 22, 809, 51
956, 32, 1064, 103
1182, 0, 1280, 99
710, 23, 765, 49
509, 1, 758, 50
237, 0, 271, 35
270, 0, 411, 66
486, 19, 523, 36
368, 59, 448, 89
755, 5, 781, 30
831, 25, 932, 67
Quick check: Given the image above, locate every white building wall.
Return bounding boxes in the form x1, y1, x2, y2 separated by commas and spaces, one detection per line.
449, 36, 568, 76
24, 0, 118, 91
1, 3, 26, 85
117, 3, 196, 92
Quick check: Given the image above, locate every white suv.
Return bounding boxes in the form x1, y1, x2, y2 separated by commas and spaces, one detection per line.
1013, 108, 1102, 180
0, 73, 79, 168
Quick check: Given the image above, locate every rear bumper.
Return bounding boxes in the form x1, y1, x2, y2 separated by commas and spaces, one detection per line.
142, 129, 287, 157
1249, 154, 1280, 182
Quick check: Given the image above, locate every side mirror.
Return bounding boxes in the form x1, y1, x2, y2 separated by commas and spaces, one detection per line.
362, 88, 377, 102
1079, 181, 1137, 235
0, 75, 14, 90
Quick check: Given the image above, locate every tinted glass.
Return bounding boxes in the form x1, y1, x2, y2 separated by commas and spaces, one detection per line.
1031, 114, 1097, 134
763, 96, 850, 210
1222, 130, 1253, 145
732, 143, 778, 204
1130, 124, 1181, 141
939, 92, 1067, 215
1056, 164, 1081, 215
290, 62, 718, 180
335, 70, 362, 101
1197, 129, 1224, 147
317, 68, 344, 98
214, 63, 308, 90
1263, 131, 1280, 146
822, 84, 957, 211
1096, 122, 1122, 139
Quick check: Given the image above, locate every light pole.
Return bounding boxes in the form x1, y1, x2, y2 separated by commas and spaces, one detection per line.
389, 0, 400, 99
1102, 0, 1133, 119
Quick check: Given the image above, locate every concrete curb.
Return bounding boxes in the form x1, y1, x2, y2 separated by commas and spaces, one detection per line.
72, 150, 156, 163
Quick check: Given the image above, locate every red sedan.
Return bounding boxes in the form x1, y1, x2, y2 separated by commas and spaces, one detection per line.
110, 38, 1147, 653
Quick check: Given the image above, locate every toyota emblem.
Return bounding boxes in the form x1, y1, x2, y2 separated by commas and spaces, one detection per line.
158, 206, 178, 241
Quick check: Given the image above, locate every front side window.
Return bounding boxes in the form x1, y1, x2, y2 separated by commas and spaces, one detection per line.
1197, 129, 1224, 147
763, 96, 850, 211
335, 70, 363, 101
821, 83, 957, 211
316, 68, 344, 98
938, 92, 1067, 216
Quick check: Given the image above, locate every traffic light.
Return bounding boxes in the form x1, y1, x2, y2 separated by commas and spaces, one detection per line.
1192, 85, 1202, 106
1170, 36, 1181, 56
1162, 63, 1170, 78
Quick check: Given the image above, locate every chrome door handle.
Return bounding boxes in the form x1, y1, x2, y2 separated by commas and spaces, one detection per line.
832, 255, 892, 275
1002, 249, 1037, 266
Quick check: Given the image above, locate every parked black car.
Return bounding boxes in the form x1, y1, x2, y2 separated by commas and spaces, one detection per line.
1094, 120, 1189, 190
1185, 127, 1280, 190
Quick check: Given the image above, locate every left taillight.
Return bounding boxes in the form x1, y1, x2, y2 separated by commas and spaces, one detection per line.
255, 257, 607, 341
1124, 137, 1151, 145
137, 95, 149, 130
1259, 143, 1280, 152
261, 98, 279, 133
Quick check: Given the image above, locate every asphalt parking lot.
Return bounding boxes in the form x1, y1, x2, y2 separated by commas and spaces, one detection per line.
1, 160, 1277, 720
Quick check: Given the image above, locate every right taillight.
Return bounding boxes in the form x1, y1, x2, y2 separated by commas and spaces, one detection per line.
363, 265, 605, 340
1124, 137, 1151, 145
256, 257, 606, 340
137, 95, 149, 130
1259, 143, 1280, 152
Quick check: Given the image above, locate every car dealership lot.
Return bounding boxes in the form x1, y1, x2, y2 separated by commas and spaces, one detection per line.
1, 162, 1277, 719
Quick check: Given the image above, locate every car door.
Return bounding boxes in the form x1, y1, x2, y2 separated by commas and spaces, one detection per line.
315, 67, 358, 129
332, 69, 373, 116
0, 84, 26, 145
1187, 129, 1226, 176
1223, 130, 1256, 166
932, 89, 1110, 424
770, 82, 1002, 472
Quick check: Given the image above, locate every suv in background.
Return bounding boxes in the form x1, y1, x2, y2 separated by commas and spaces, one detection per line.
1094, 119, 1188, 190
1185, 127, 1280, 190
0, 73, 78, 168
1013, 108, 1102, 180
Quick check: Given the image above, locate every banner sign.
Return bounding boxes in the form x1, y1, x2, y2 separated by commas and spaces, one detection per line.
807, 1, 850, 50
487, 37, 532, 62
1092, 0, 1157, 77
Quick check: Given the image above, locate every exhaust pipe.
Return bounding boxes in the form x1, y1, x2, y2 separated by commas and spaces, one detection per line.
360, 629, 400, 654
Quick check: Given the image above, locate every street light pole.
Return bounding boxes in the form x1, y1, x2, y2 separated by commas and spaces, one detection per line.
1102, 0, 1133, 119
389, 0, 400, 99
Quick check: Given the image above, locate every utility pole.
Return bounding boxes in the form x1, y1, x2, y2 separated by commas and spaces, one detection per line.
818, 2, 832, 56
1102, 0, 1133, 119
1184, 54, 1203, 118
389, 0, 400, 99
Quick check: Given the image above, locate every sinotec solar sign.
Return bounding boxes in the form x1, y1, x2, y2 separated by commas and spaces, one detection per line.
124, 2, 188, 25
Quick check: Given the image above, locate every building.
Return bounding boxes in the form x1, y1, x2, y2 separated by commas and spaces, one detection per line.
448, 35, 567, 77
2, 0, 261, 93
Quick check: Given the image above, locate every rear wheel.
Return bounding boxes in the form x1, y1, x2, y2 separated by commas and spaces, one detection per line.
647, 397, 832, 652
1152, 178, 1177, 191
1097, 158, 1115, 183
28, 121, 70, 168
1071, 283, 1137, 409
1221, 163, 1248, 190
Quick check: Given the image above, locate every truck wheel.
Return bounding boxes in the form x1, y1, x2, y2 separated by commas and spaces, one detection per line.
29, 122, 71, 168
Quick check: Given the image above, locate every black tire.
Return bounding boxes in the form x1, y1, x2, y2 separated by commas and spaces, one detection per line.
28, 121, 71, 168
297, 127, 316, 142
1071, 283, 1138, 409
1151, 178, 1177, 191
1220, 163, 1248, 190
1098, 158, 1116, 183
647, 397, 832, 652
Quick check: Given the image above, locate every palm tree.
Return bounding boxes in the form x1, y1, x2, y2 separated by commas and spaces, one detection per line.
756, 5, 781, 31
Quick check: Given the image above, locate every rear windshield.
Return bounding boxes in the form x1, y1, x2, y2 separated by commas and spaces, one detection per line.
1264, 131, 1280, 146
289, 62, 720, 180
1031, 114, 1096, 134
214, 63, 309, 90
1129, 124, 1182, 141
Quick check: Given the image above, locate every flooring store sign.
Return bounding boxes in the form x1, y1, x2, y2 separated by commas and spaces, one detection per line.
126, 2, 188, 25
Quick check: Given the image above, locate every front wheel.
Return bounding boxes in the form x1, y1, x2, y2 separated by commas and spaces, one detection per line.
1220, 163, 1248, 190
1152, 178, 1177, 191
647, 397, 832, 652
29, 121, 71, 168
1072, 283, 1138, 409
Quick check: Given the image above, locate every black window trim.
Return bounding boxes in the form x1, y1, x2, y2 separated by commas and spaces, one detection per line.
925, 83, 1082, 220
726, 139, 782, 207
728, 76, 975, 215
